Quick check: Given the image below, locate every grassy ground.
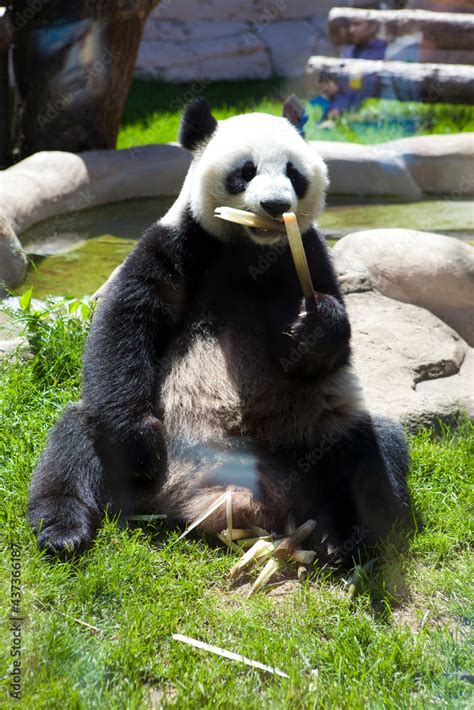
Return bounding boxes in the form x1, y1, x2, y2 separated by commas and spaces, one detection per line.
117, 79, 474, 148
0, 301, 473, 708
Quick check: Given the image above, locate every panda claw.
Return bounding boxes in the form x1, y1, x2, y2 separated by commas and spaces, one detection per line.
36, 521, 95, 557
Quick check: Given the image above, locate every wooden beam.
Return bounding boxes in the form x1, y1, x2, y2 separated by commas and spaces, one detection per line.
306, 56, 474, 105
329, 7, 474, 50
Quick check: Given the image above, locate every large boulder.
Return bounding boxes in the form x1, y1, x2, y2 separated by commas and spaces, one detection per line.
346, 291, 473, 429
0, 145, 191, 236
310, 141, 423, 200
333, 229, 474, 345
386, 133, 474, 196
0, 217, 28, 297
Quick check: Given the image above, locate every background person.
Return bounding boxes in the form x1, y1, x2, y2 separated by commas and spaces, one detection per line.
329, 18, 386, 119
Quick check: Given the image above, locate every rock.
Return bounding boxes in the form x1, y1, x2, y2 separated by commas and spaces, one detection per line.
137, 1, 339, 80
0, 311, 25, 356
333, 229, 474, 345
0, 217, 28, 296
310, 141, 423, 199
152, 0, 337, 22
257, 20, 319, 77
151, 0, 264, 21
386, 133, 474, 196
142, 20, 249, 43
0, 145, 191, 236
347, 291, 473, 429
135, 32, 272, 81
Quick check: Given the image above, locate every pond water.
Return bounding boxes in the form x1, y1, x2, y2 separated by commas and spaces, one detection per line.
19, 196, 473, 299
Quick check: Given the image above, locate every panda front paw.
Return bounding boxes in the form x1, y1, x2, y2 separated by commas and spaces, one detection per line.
289, 296, 322, 348
281, 294, 350, 377
309, 525, 369, 570
37, 521, 94, 557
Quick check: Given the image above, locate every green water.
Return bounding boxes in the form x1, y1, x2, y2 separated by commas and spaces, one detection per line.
322, 198, 474, 240
19, 197, 473, 299
20, 198, 173, 299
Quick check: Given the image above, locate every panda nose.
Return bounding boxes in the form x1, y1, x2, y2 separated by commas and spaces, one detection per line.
260, 200, 291, 218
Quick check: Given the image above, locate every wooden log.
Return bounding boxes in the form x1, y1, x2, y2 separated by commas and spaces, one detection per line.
306, 55, 474, 105
419, 47, 474, 66
329, 7, 474, 50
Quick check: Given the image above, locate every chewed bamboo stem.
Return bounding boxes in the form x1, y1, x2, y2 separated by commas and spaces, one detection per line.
214, 206, 286, 233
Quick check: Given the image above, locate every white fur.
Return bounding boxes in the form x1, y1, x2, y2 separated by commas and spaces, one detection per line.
163, 112, 329, 244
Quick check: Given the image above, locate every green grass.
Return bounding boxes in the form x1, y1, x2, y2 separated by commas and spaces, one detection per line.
0, 301, 473, 708
118, 79, 474, 148
117, 78, 292, 150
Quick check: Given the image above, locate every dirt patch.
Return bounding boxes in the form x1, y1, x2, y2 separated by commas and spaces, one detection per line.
393, 597, 470, 640
147, 685, 177, 708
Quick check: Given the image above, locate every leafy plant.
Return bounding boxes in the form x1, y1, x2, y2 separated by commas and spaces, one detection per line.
1, 290, 93, 386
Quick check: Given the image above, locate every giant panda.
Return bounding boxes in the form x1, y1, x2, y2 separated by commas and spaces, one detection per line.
28, 98, 411, 565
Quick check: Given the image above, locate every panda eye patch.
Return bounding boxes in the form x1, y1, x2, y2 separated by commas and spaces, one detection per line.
286, 161, 308, 199
225, 160, 257, 194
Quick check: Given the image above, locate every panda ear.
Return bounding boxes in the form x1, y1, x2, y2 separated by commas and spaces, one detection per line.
179, 98, 218, 152
282, 95, 305, 129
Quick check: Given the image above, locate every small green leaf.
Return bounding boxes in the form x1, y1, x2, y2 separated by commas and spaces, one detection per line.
19, 287, 33, 313
80, 302, 91, 320
67, 299, 80, 315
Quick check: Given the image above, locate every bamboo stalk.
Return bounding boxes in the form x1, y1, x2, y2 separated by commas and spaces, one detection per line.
247, 558, 280, 597
229, 539, 275, 579
175, 492, 230, 543
216, 532, 241, 554
282, 212, 314, 299
214, 206, 286, 233
172, 634, 289, 678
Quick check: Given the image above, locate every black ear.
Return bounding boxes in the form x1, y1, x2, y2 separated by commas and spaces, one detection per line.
179, 98, 218, 151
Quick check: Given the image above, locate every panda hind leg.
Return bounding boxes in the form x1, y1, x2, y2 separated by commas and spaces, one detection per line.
28, 403, 104, 556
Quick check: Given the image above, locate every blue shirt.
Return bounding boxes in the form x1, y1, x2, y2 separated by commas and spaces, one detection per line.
331, 38, 387, 113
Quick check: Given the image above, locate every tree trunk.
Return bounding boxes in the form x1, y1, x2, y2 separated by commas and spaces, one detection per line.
11, 0, 157, 160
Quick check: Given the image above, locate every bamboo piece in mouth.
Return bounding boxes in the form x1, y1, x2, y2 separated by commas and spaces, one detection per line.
214, 206, 286, 233
214, 207, 314, 299
282, 212, 314, 300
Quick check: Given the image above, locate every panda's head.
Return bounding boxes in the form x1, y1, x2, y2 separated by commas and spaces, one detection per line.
177, 98, 329, 246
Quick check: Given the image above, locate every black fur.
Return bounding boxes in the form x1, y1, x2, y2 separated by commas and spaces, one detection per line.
28, 207, 411, 562
179, 98, 218, 151
225, 160, 257, 194
286, 161, 309, 199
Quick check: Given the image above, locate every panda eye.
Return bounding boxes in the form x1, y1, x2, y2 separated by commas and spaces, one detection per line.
240, 160, 257, 182
286, 161, 309, 199
225, 160, 257, 194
